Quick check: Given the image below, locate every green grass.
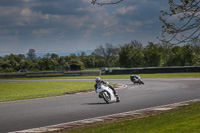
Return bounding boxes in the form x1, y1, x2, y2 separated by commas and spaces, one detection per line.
68, 102, 200, 133
0, 82, 95, 102
1, 73, 200, 80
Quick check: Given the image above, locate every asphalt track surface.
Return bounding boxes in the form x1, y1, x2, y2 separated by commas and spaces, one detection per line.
0, 78, 200, 133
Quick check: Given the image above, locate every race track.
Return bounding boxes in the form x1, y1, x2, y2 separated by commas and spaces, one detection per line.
0, 78, 200, 132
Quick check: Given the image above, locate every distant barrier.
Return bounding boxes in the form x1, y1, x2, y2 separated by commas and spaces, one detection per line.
0, 70, 100, 78
0, 72, 26, 78
1, 66, 200, 78
106, 66, 200, 75
64, 71, 100, 76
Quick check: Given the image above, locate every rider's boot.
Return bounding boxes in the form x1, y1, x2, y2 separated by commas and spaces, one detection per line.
116, 93, 120, 102
99, 94, 103, 98
114, 91, 118, 97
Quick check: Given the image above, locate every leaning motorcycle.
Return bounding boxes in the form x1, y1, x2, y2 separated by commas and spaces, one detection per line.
96, 82, 120, 104
130, 75, 144, 85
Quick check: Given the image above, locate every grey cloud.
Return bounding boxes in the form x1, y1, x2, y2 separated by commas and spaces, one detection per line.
109, 0, 168, 32
0, 0, 23, 6
0, 0, 170, 55
30, 0, 90, 16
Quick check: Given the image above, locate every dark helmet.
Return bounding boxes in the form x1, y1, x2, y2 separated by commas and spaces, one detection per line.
95, 77, 101, 83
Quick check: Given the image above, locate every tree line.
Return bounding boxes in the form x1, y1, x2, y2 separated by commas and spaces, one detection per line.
0, 40, 200, 73
119, 40, 200, 68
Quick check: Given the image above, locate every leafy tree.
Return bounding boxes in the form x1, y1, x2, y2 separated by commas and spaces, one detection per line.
166, 46, 183, 66
92, 43, 120, 67
191, 40, 200, 54
143, 42, 162, 67
85, 55, 96, 68
192, 54, 200, 66
156, 42, 174, 66
182, 44, 195, 66
2, 54, 24, 72
129, 40, 143, 50
159, 0, 200, 44
58, 57, 68, 71
79, 52, 94, 68
165, 44, 195, 66
0, 66, 2, 72
118, 44, 133, 68
91, 52, 106, 68
0, 57, 3, 72
66, 54, 85, 70
18, 54, 25, 59
43, 53, 51, 58
27, 49, 37, 61
119, 41, 144, 68
50, 53, 59, 59
38, 58, 54, 71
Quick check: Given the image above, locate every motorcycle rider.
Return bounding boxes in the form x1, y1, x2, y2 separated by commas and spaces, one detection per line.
135, 75, 140, 80
94, 77, 118, 97
131, 75, 140, 81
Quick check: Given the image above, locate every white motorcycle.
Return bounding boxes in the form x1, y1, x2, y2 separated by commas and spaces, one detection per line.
96, 82, 120, 104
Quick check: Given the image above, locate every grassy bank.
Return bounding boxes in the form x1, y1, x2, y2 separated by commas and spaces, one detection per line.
68, 102, 200, 133
0, 82, 94, 102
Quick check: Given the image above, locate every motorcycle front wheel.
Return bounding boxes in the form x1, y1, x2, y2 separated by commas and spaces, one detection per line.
140, 81, 144, 85
102, 91, 111, 104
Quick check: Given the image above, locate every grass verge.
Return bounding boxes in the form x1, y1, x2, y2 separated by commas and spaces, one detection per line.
0, 82, 95, 102
67, 102, 200, 133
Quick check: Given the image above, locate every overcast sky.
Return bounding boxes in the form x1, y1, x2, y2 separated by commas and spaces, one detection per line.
0, 0, 169, 56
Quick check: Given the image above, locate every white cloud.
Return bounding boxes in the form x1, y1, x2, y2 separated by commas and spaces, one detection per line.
113, 6, 136, 15
23, 0, 30, 2
0, 6, 19, 16
82, 0, 92, 3
125, 28, 135, 33
21, 8, 32, 16
84, 29, 92, 37
63, 15, 89, 29
32, 29, 54, 35
145, 19, 154, 24
90, 24, 96, 29
129, 21, 142, 27
102, 31, 115, 36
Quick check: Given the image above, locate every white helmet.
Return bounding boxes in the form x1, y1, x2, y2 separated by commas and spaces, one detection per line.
95, 77, 101, 83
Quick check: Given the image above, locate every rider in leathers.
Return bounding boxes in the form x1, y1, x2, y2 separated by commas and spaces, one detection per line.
94, 77, 118, 97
